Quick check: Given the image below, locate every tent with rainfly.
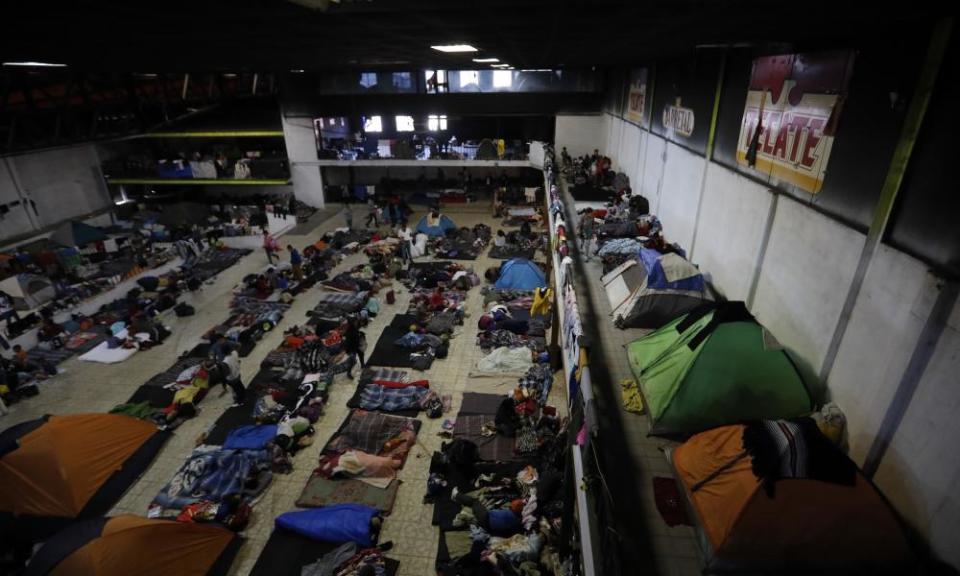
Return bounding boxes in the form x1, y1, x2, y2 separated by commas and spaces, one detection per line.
48, 221, 109, 248
602, 248, 712, 329
494, 258, 547, 291
415, 214, 457, 237
668, 423, 916, 574
626, 301, 819, 435
0, 273, 57, 310
24, 515, 240, 576
0, 414, 169, 546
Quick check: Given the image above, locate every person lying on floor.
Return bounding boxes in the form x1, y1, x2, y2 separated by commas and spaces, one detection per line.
478, 312, 529, 336
131, 312, 171, 345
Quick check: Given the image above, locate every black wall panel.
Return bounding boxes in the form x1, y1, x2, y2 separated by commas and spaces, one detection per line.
888, 32, 960, 276
649, 51, 724, 156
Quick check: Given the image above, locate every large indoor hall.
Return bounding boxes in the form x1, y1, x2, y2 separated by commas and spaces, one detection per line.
1, 4, 956, 576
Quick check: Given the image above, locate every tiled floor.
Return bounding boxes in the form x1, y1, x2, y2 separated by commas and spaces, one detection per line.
1, 202, 567, 575
560, 179, 703, 576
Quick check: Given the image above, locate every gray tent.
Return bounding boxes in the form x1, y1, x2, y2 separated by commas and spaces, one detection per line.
602, 248, 712, 329
0, 273, 57, 310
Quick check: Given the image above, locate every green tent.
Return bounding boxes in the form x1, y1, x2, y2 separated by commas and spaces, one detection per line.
627, 301, 819, 436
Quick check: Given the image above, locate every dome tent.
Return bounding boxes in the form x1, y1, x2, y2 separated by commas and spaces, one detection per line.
626, 301, 819, 435
0, 273, 56, 310
48, 220, 108, 248
24, 515, 239, 576
601, 248, 712, 329
415, 214, 457, 237
0, 414, 169, 544
494, 258, 546, 291
668, 423, 915, 574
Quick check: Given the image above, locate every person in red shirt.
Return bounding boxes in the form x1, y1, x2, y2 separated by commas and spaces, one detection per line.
429, 286, 446, 310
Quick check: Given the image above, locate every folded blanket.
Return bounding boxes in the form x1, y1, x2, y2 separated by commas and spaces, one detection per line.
742, 417, 856, 496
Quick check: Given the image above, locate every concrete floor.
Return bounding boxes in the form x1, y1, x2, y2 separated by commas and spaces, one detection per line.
1, 202, 568, 576
562, 178, 703, 576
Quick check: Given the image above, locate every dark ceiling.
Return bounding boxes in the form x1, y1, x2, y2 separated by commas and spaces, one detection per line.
0, 0, 937, 72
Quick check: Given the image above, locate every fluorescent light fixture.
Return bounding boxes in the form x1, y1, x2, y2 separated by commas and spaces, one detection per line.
472, 58, 499, 63
520, 69, 553, 72
430, 44, 478, 53
290, 69, 305, 73
2, 61, 67, 67
491, 64, 510, 68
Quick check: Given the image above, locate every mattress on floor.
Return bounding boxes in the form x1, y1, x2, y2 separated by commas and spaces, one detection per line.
78, 330, 147, 364
365, 314, 423, 369
295, 476, 400, 513
249, 527, 399, 576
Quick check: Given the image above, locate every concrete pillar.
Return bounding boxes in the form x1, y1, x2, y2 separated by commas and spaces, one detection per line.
280, 112, 325, 208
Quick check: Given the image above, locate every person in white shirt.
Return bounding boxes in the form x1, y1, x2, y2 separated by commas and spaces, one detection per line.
220, 351, 246, 406
398, 226, 413, 262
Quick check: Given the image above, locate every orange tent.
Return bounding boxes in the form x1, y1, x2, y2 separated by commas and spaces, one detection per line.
0, 414, 168, 538
671, 424, 915, 574
25, 515, 239, 576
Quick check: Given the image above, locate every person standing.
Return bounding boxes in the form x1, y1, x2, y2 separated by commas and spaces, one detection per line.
578, 209, 596, 262
287, 194, 297, 221
263, 229, 279, 264
287, 245, 304, 281
221, 350, 246, 406
343, 203, 353, 230
398, 226, 413, 263
343, 316, 366, 377
365, 198, 379, 228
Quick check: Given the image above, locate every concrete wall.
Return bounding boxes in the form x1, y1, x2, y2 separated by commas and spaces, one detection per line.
1, 145, 111, 243
554, 114, 604, 158
583, 111, 960, 569
690, 163, 772, 301
281, 114, 326, 208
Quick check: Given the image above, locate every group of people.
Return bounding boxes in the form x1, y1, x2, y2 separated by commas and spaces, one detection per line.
261, 230, 304, 281
358, 195, 412, 230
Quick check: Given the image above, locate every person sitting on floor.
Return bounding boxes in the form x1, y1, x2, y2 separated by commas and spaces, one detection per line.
495, 230, 507, 248
37, 318, 65, 349
255, 274, 272, 299
428, 286, 447, 311
209, 334, 239, 362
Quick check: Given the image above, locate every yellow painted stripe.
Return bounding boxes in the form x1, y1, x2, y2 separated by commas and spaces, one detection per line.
106, 178, 290, 186
142, 131, 284, 138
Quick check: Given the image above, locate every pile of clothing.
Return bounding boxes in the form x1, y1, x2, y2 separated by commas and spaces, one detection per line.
490, 229, 544, 260
308, 292, 369, 320
429, 224, 493, 260
428, 411, 568, 575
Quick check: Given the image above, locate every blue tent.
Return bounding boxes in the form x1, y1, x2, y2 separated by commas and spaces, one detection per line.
638, 248, 705, 291
495, 258, 547, 290
416, 214, 457, 237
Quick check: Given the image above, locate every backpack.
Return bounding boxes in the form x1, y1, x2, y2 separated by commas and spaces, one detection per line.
175, 303, 196, 317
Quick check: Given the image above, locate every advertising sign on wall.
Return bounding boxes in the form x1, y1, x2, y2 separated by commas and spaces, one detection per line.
662, 98, 695, 137
736, 52, 854, 194
625, 68, 648, 126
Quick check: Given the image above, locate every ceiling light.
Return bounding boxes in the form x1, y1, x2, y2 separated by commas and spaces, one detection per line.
2, 61, 67, 67
491, 64, 510, 68
473, 58, 499, 63
520, 69, 552, 72
431, 44, 478, 53
290, 69, 305, 73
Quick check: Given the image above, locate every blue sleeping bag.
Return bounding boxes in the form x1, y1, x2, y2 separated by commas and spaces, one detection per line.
223, 425, 278, 450
275, 504, 379, 547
